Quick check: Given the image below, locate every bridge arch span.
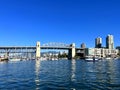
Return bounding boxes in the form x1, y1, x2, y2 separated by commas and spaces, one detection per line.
42, 42, 70, 47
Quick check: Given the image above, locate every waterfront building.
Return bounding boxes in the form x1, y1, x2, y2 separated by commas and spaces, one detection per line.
95, 37, 102, 48
116, 46, 120, 55
85, 48, 102, 57
85, 48, 118, 58
106, 34, 114, 49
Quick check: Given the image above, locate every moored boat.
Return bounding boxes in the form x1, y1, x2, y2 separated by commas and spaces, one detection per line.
85, 56, 99, 62
9, 58, 21, 61
105, 57, 113, 60
0, 58, 8, 61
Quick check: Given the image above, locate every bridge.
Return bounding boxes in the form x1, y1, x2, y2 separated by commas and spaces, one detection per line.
0, 42, 85, 59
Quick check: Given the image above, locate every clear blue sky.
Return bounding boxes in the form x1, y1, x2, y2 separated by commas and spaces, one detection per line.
0, 0, 120, 47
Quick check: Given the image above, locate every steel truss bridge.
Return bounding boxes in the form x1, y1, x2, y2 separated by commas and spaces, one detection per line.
0, 42, 71, 53
0, 42, 85, 59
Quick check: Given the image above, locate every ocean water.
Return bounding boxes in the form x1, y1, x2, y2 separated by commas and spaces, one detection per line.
0, 59, 120, 90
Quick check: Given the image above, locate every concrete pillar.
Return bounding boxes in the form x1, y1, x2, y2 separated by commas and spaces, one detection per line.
71, 43, 76, 58
36, 41, 41, 59
68, 43, 76, 59
5, 52, 9, 59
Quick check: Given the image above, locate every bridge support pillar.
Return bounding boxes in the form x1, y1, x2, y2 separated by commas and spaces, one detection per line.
5, 52, 9, 59
68, 43, 76, 59
36, 41, 41, 59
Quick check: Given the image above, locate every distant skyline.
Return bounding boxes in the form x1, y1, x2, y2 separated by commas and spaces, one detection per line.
0, 0, 120, 47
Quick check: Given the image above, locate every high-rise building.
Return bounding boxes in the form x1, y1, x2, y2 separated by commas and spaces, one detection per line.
81, 43, 86, 48
95, 37, 102, 48
106, 34, 114, 49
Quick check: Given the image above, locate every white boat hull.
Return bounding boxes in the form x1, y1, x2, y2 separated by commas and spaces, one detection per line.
85, 56, 99, 61
85, 58, 98, 61
9, 58, 21, 61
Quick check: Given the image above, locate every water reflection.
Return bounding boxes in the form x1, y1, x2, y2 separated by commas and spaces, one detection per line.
0, 59, 120, 89
81, 60, 120, 89
71, 59, 76, 82
105, 60, 119, 85
35, 60, 40, 89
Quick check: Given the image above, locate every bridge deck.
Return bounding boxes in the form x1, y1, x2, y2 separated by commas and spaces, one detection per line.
0, 46, 72, 50
0, 46, 84, 50
0, 46, 36, 49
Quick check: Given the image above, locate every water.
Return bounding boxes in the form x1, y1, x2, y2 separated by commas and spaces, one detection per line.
0, 59, 120, 90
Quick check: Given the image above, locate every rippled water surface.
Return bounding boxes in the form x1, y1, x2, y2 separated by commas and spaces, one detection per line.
0, 59, 120, 90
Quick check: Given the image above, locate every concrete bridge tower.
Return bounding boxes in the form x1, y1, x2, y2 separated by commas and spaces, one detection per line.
5, 52, 9, 59
36, 41, 41, 59
68, 43, 76, 59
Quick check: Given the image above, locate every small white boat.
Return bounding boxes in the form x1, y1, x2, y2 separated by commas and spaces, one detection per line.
51, 58, 58, 61
105, 57, 112, 60
9, 58, 21, 61
85, 56, 99, 61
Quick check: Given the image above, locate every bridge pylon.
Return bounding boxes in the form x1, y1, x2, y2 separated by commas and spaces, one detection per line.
36, 41, 41, 59
68, 43, 76, 59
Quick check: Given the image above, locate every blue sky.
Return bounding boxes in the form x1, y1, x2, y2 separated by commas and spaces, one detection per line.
0, 0, 120, 47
